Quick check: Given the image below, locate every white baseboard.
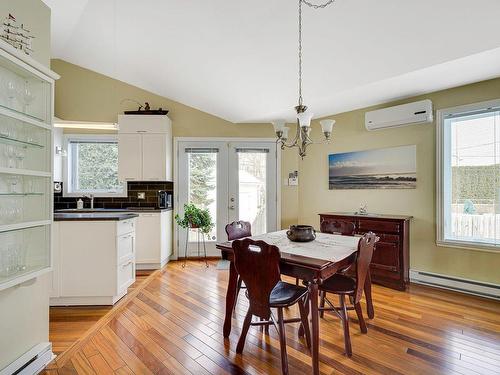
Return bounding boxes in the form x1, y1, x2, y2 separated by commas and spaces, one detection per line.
136, 258, 169, 270
0, 342, 53, 375
410, 269, 500, 300
50, 290, 127, 306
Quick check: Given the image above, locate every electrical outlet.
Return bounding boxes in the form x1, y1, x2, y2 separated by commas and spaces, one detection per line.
137, 192, 146, 200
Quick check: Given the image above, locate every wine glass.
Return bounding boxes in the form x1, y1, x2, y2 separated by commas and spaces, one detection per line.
5, 77, 17, 109
15, 147, 26, 169
21, 80, 35, 114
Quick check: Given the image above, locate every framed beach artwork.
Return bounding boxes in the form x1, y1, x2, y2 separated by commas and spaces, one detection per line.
328, 145, 417, 189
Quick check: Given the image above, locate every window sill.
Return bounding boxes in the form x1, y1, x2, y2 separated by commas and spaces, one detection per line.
437, 239, 500, 254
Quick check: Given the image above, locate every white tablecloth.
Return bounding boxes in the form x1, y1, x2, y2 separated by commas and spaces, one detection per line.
250, 230, 359, 262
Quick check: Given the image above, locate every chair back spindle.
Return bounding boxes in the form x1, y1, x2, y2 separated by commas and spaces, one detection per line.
354, 232, 377, 303
225, 221, 252, 240
232, 239, 280, 319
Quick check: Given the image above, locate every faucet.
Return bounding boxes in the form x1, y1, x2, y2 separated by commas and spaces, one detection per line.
84, 194, 95, 209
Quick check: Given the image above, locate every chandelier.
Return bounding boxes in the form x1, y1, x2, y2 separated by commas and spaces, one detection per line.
272, 0, 337, 159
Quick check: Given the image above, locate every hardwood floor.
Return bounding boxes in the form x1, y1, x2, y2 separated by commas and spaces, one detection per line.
43, 260, 500, 375
49, 270, 154, 355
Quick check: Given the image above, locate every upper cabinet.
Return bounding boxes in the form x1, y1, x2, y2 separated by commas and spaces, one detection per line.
118, 115, 172, 182
0, 40, 59, 291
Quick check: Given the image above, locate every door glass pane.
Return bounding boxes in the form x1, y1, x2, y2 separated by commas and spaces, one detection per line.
448, 110, 500, 244
188, 152, 217, 241
238, 152, 267, 235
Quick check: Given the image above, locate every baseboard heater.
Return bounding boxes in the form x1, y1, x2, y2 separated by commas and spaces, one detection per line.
410, 270, 500, 300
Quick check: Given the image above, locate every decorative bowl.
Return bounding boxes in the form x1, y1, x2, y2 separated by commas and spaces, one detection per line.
286, 225, 316, 242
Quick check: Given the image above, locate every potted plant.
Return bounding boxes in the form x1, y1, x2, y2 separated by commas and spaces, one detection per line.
175, 203, 215, 235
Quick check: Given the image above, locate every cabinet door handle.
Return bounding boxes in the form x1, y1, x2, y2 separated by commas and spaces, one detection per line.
121, 260, 133, 268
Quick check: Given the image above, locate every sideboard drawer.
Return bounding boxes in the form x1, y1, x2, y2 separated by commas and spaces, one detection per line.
358, 219, 400, 234
377, 233, 400, 244
320, 217, 356, 234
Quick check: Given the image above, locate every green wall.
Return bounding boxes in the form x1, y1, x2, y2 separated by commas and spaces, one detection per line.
299, 78, 500, 284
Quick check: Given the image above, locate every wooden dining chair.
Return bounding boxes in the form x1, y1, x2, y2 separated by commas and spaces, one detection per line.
225, 221, 252, 308
232, 238, 311, 375
318, 232, 378, 357
319, 221, 376, 320
297, 220, 356, 284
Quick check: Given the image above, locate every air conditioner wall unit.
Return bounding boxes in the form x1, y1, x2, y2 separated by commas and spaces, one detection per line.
365, 99, 433, 131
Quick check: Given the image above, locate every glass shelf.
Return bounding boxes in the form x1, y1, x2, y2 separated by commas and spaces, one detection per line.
0, 192, 43, 196
0, 134, 44, 149
0, 225, 50, 291
0, 102, 46, 124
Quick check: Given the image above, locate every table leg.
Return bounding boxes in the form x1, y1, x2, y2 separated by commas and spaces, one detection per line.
365, 271, 374, 319
223, 259, 238, 337
308, 280, 320, 375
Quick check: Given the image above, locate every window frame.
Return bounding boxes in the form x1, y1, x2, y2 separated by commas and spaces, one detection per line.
63, 134, 127, 198
436, 99, 500, 253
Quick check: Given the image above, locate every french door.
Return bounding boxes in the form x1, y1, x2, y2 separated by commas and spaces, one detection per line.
177, 139, 278, 257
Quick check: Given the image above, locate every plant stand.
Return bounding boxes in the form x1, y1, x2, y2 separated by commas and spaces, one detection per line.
182, 225, 209, 268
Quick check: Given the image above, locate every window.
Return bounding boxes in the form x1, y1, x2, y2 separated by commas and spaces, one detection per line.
437, 99, 500, 251
64, 135, 126, 197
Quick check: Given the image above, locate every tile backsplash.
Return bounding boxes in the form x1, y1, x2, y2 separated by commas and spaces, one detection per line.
54, 181, 173, 210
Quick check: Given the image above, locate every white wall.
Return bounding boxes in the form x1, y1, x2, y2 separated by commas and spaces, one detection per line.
53, 127, 63, 181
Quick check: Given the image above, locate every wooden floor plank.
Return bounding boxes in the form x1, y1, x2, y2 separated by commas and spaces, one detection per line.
43, 259, 500, 375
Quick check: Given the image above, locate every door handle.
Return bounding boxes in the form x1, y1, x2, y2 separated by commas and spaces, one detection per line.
229, 205, 235, 210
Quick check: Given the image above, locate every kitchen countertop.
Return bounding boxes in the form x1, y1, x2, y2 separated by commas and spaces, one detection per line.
54, 212, 139, 221
55, 207, 172, 214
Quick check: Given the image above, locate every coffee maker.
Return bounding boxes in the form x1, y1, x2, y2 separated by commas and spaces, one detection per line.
157, 190, 172, 209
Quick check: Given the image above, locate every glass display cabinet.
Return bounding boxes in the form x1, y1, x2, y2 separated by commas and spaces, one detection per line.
0, 42, 57, 291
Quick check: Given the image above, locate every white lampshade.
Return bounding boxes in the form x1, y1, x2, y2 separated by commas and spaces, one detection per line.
297, 110, 314, 128
272, 119, 286, 133
281, 126, 289, 140
320, 119, 335, 133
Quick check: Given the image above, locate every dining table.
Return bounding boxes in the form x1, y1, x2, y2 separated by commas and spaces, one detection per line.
216, 229, 363, 375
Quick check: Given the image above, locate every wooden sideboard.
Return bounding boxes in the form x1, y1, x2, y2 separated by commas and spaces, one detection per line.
319, 212, 412, 290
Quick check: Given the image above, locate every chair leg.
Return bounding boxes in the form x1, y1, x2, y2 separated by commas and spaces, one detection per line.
365, 271, 375, 319
339, 295, 352, 357
236, 309, 253, 354
319, 291, 326, 318
234, 277, 242, 311
276, 308, 289, 375
298, 297, 311, 349
354, 302, 367, 334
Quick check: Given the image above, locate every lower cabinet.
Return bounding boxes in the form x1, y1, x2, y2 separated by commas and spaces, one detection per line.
134, 210, 172, 270
50, 218, 137, 306
319, 213, 411, 290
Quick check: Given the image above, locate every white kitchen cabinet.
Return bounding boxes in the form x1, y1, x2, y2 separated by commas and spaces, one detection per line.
117, 133, 142, 181
50, 217, 137, 306
118, 115, 172, 181
0, 41, 57, 292
142, 134, 168, 181
134, 210, 172, 270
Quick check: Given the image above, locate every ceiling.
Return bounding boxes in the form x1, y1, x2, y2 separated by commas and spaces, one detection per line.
43, 0, 500, 123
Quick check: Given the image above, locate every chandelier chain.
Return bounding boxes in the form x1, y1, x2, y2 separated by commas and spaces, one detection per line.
302, 0, 336, 9
298, 0, 336, 107
298, 0, 303, 106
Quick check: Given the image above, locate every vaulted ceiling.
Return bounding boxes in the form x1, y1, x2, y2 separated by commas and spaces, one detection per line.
43, 0, 500, 123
